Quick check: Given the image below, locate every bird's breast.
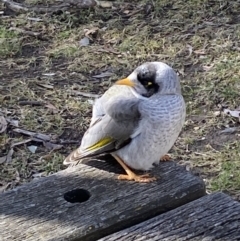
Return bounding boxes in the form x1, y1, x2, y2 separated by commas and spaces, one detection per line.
116, 94, 185, 171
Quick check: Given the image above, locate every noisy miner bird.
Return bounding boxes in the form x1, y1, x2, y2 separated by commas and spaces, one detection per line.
64, 62, 186, 182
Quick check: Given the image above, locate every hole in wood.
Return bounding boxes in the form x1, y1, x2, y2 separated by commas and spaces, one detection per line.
64, 189, 91, 203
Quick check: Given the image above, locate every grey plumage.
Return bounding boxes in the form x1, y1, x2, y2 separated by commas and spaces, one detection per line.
63, 61, 186, 174
64, 85, 139, 163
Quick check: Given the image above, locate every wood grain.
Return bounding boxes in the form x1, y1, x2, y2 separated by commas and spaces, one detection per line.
0, 159, 205, 241
99, 192, 240, 241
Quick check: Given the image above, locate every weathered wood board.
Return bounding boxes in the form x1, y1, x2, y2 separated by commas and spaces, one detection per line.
99, 192, 240, 241
0, 159, 205, 241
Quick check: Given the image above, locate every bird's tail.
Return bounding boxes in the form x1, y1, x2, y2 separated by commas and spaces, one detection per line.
63, 148, 83, 165
63, 145, 102, 165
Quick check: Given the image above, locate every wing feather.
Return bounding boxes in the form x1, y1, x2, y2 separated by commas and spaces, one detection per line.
63, 95, 141, 165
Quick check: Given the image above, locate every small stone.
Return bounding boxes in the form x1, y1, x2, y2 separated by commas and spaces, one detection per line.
79, 37, 90, 47
214, 111, 221, 117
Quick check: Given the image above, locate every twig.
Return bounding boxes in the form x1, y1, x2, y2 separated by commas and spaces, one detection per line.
59, 140, 80, 144
97, 48, 120, 55
11, 139, 32, 148
1, 0, 28, 13
12, 128, 79, 146
13, 128, 51, 142
126, 8, 142, 17
9, 27, 41, 38
1, 0, 97, 14
27, 17, 43, 22
68, 90, 99, 98
0, 116, 8, 133
18, 100, 44, 106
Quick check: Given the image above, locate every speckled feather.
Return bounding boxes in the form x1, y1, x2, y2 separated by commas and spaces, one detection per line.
63, 62, 186, 171
64, 85, 139, 163
115, 94, 185, 170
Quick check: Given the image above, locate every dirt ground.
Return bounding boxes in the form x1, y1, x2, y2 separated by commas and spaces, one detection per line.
0, 0, 240, 200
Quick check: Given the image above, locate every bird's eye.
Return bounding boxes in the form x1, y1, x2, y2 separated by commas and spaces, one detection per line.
137, 71, 155, 88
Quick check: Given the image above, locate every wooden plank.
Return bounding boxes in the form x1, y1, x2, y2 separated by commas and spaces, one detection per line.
0, 159, 205, 241
99, 192, 240, 241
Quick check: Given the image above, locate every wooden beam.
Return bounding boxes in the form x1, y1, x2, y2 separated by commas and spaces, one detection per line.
99, 192, 240, 241
0, 159, 205, 241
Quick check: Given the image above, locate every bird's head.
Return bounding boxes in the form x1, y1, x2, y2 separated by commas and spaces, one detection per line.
115, 62, 181, 97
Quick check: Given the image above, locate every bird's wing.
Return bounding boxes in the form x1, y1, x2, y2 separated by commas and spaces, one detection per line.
90, 85, 135, 126
104, 97, 141, 120
63, 97, 141, 164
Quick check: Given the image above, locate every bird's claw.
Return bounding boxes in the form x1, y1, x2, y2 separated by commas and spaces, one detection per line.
118, 173, 156, 183
160, 154, 171, 162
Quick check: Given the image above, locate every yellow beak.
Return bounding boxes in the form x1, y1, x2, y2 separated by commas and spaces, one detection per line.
115, 78, 135, 87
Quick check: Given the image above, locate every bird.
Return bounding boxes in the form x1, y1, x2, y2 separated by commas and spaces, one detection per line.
63, 62, 186, 182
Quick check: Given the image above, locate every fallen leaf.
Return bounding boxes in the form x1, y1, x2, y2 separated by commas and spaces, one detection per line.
144, 3, 154, 15
0, 109, 12, 115
97, 48, 120, 55
15, 170, 20, 182
186, 44, 193, 56
0, 156, 6, 164
88, 99, 94, 105
97, 1, 113, 8
0, 116, 8, 133
203, 64, 214, 71
18, 101, 43, 106
6, 118, 19, 127
31, 137, 45, 143
213, 111, 221, 117
27, 17, 43, 22
32, 172, 47, 179
42, 73, 55, 76
11, 139, 32, 148
37, 83, 54, 89
69, 90, 99, 98
194, 49, 206, 55
6, 148, 14, 163
39, 153, 53, 161
84, 27, 99, 40
0, 183, 11, 193
13, 128, 51, 142
220, 127, 237, 134
92, 71, 114, 78
45, 103, 58, 114
44, 142, 63, 151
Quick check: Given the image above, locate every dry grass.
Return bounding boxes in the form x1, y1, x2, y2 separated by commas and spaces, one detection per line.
0, 0, 240, 199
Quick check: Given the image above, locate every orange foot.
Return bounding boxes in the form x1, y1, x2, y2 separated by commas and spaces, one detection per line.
118, 173, 156, 183
160, 154, 171, 162
111, 153, 157, 183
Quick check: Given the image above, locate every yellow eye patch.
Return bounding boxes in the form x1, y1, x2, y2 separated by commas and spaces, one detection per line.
147, 82, 153, 86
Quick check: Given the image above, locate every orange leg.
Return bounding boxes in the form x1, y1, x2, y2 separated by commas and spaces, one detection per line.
111, 154, 156, 183
160, 154, 171, 162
